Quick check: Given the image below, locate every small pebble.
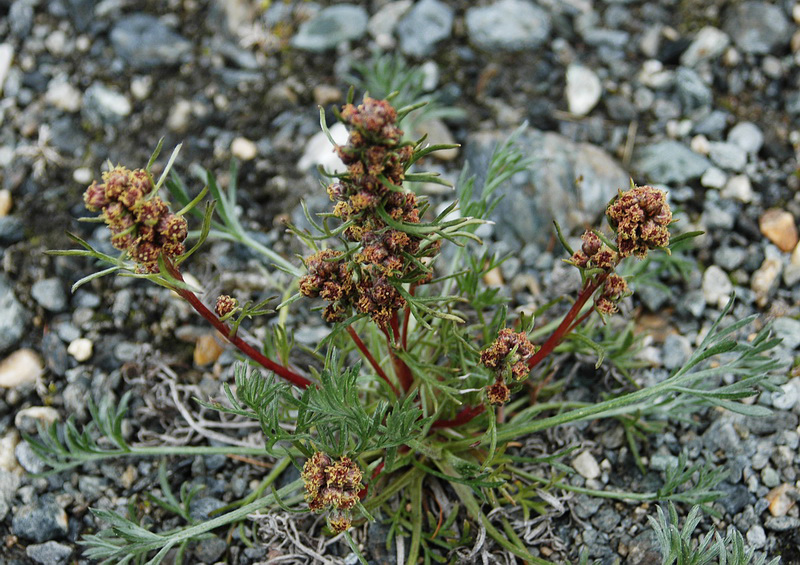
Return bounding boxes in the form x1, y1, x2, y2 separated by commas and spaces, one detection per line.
566, 63, 602, 116
727, 121, 764, 154
751, 258, 782, 307
746, 525, 766, 549
231, 137, 257, 161
759, 209, 798, 252
67, 338, 93, 362
721, 174, 753, 203
14, 406, 59, 435
702, 265, 733, 308
700, 166, 726, 189
194, 333, 225, 366
0, 349, 43, 388
0, 189, 11, 216
26, 540, 73, 565
572, 451, 601, 480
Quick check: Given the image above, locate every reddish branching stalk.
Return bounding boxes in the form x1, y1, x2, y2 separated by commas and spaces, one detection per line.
164, 260, 313, 389
401, 285, 416, 350
382, 325, 414, 393
430, 404, 486, 429
346, 325, 399, 396
526, 274, 607, 371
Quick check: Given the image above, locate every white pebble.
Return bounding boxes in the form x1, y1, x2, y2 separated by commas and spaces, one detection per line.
721, 174, 753, 203
15, 406, 60, 431
702, 265, 733, 309
690, 134, 710, 155
67, 338, 93, 362
231, 137, 258, 161
0, 349, 43, 389
701, 166, 727, 189
572, 450, 601, 480
73, 167, 93, 185
566, 64, 602, 116
45, 79, 82, 113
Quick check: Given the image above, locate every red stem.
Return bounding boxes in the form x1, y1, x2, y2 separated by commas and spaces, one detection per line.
346, 325, 399, 396
390, 311, 401, 344
382, 324, 414, 393
164, 261, 312, 389
527, 274, 607, 371
401, 285, 415, 350
431, 404, 486, 429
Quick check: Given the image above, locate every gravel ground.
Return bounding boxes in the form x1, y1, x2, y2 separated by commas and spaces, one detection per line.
1, 0, 799, 563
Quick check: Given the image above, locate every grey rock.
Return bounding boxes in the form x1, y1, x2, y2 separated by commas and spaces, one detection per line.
772, 317, 800, 351
591, 507, 620, 532
761, 466, 780, 488
626, 528, 660, 565
708, 142, 747, 172
9, 0, 35, 38
723, 2, 791, 55
465, 0, 550, 51
764, 516, 800, 532
111, 14, 192, 69
701, 167, 727, 189
727, 122, 764, 154
0, 275, 28, 353
717, 482, 754, 515
0, 470, 20, 521
15, 441, 46, 474
680, 26, 730, 67
632, 141, 710, 184
679, 290, 706, 318
11, 495, 69, 543
662, 334, 691, 370
713, 246, 747, 271
771, 378, 799, 411
83, 83, 132, 126
693, 110, 730, 138
0, 215, 25, 244
397, 0, 454, 57
636, 284, 670, 312
466, 127, 629, 249
78, 475, 107, 502
194, 535, 227, 563
26, 541, 73, 565
746, 525, 766, 549
291, 5, 368, 52
189, 497, 226, 521
675, 68, 712, 111
573, 494, 603, 520
31, 278, 67, 313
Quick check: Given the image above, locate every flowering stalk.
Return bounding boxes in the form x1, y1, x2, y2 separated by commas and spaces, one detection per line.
345, 325, 399, 396
162, 259, 313, 389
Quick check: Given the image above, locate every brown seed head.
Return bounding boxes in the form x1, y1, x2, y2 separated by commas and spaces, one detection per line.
606, 184, 672, 258
215, 295, 236, 317
486, 380, 511, 405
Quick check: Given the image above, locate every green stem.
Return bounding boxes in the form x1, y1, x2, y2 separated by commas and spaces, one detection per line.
450, 364, 721, 451
120, 479, 304, 556
510, 466, 655, 501
45, 445, 292, 474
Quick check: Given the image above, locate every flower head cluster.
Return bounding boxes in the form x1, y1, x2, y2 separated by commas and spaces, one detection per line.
606, 184, 672, 259
594, 273, 630, 316
299, 97, 438, 326
214, 295, 237, 318
569, 230, 618, 272
84, 166, 187, 273
301, 452, 364, 533
480, 328, 538, 405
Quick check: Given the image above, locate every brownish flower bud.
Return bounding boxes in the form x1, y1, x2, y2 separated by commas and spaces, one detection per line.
581, 231, 602, 256
327, 512, 352, 533
594, 296, 617, 315
102, 166, 130, 201
486, 380, 511, 405
606, 184, 672, 259
326, 182, 347, 201
592, 247, 618, 271
602, 274, 629, 300
83, 181, 110, 211
157, 213, 188, 243
570, 251, 589, 268
135, 198, 168, 227
215, 295, 236, 317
